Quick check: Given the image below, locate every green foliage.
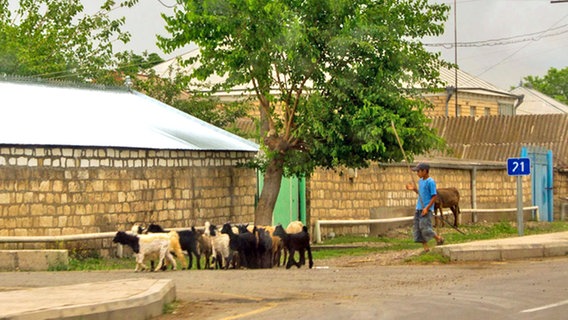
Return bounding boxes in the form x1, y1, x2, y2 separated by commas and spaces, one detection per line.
95, 50, 166, 87
173, 97, 254, 136
163, 301, 180, 314
523, 67, 568, 104
0, 0, 139, 81
158, 0, 451, 221
66, 257, 135, 271
406, 251, 449, 264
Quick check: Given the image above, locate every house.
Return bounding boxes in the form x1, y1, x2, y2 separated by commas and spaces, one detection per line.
0, 76, 259, 255
510, 86, 568, 115
422, 67, 524, 117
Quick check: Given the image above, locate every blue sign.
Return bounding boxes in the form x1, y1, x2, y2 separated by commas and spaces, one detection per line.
507, 157, 531, 176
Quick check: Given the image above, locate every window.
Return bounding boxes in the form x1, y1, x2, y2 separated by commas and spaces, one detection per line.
498, 103, 514, 115
470, 106, 476, 117
484, 107, 490, 116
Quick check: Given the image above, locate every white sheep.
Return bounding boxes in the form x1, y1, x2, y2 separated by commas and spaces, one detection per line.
112, 231, 177, 272
207, 222, 236, 269
131, 223, 189, 270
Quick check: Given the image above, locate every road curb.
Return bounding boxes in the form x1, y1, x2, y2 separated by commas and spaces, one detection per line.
0, 278, 175, 320
432, 232, 568, 262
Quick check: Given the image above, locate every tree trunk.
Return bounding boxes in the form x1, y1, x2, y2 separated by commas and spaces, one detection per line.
255, 157, 284, 226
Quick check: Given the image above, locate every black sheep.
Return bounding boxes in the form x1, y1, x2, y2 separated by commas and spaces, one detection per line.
256, 227, 274, 268
273, 224, 314, 269
177, 227, 203, 269
220, 223, 259, 269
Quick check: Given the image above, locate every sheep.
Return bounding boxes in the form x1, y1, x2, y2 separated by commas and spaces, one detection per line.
286, 220, 304, 234
207, 223, 235, 270
273, 224, 313, 269
280, 220, 304, 267
434, 187, 461, 227
221, 222, 259, 269
256, 225, 284, 267
177, 227, 202, 269
196, 223, 213, 269
131, 223, 189, 270
255, 227, 274, 268
112, 231, 177, 272
144, 223, 202, 270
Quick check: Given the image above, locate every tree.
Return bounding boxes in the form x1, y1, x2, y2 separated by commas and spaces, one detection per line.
156, 0, 449, 225
0, 0, 138, 81
523, 67, 568, 105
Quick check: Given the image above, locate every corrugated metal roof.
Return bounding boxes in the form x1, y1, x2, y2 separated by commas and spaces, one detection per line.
0, 77, 259, 151
510, 86, 568, 115
429, 115, 568, 168
437, 67, 519, 99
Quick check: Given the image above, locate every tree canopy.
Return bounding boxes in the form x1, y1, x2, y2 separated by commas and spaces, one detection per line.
0, 0, 141, 81
523, 67, 568, 105
159, 0, 450, 225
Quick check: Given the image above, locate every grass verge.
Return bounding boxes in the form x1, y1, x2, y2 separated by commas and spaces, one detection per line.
313, 221, 568, 264
64, 221, 568, 270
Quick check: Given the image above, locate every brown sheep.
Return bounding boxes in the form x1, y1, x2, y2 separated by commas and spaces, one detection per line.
434, 187, 461, 227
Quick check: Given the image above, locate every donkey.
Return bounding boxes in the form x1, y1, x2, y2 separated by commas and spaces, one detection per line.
434, 187, 461, 227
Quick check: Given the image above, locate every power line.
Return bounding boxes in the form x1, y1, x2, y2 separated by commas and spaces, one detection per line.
424, 23, 568, 48
474, 12, 568, 78
156, 0, 177, 9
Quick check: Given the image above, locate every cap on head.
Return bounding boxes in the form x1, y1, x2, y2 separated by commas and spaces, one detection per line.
411, 163, 430, 171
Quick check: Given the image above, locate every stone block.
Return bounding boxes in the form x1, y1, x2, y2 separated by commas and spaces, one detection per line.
544, 243, 568, 257
445, 247, 502, 262
500, 245, 544, 260
0, 251, 17, 270
0, 250, 68, 271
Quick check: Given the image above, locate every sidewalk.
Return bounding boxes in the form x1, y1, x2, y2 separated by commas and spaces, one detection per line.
433, 231, 568, 261
0, 278, 175, 320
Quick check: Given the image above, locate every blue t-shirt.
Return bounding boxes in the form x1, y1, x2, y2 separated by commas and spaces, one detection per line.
416, 177, 437, 211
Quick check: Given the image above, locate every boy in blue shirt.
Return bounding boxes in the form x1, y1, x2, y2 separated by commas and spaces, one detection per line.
405, 162, 445, 253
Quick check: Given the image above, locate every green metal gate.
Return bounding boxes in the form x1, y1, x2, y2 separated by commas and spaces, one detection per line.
257, 172, 306, 226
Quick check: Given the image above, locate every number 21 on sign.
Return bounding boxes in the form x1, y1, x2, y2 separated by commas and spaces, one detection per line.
507, 157, 531, 176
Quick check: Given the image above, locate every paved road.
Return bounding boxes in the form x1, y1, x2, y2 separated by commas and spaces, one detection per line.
2, 256, 568, 319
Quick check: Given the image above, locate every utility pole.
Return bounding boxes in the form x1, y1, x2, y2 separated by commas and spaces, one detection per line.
453, 0, 459, 116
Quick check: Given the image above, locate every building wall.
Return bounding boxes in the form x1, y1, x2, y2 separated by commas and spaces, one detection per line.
423, 92, 516, 117
0, 146, 257, 256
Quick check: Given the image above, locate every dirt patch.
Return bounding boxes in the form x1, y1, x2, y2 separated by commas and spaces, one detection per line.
157, 247, 425, 320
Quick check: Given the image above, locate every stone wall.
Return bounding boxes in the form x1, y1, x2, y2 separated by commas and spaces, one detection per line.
308, 163, 538, 238
0, 146, 258, 256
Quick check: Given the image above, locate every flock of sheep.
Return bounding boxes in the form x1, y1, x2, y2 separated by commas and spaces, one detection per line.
112, 221, 314, 272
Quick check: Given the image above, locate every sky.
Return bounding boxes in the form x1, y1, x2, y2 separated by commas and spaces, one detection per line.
10, 0, 568, 90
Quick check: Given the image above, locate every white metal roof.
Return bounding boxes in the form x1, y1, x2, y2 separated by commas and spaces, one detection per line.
0, 78, 258, 151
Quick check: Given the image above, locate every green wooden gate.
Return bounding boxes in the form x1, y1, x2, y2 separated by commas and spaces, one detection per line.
257, 172, 306, 226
